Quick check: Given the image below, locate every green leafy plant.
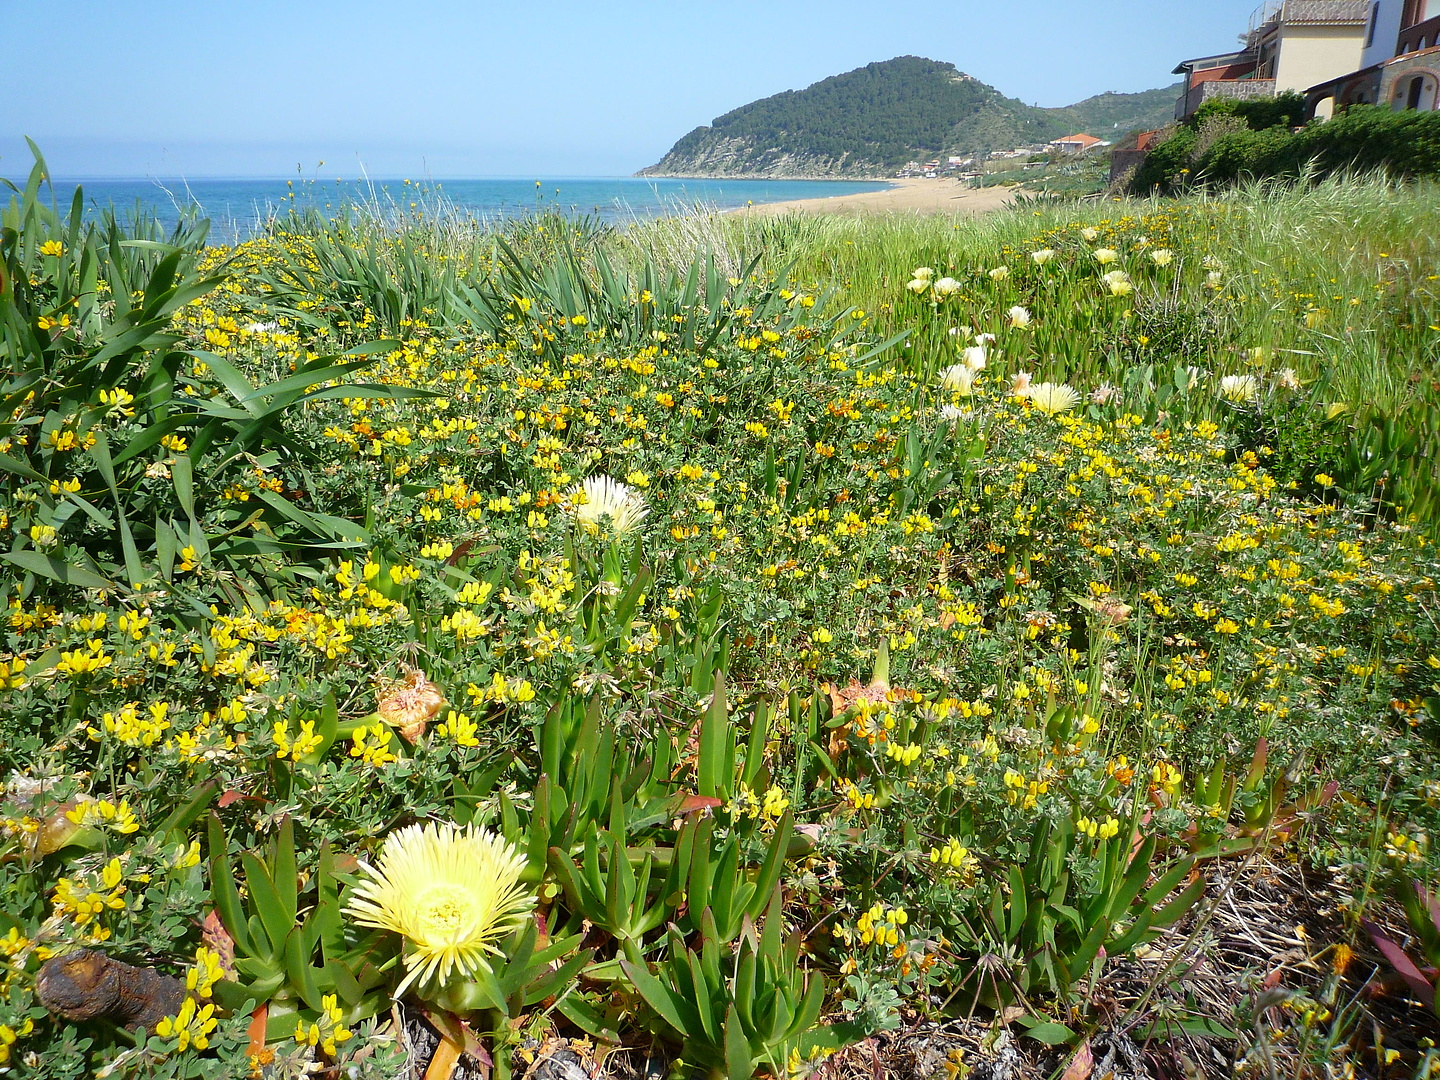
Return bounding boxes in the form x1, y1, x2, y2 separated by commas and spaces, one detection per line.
621, 895, 827, 1080
205, 815, 389, 1036
948, 817, 1204, 1023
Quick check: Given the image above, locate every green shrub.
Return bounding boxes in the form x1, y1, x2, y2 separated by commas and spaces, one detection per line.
1133, 104, 1440, 193
1193, 90, 1307, 133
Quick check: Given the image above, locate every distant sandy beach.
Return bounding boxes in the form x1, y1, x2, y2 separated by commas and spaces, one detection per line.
734, 177, 1015, 216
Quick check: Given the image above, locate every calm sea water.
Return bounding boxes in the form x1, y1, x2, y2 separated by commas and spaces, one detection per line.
20, 176, 892, 243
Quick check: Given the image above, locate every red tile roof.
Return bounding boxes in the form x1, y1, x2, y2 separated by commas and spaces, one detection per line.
1052, 133, 1104, 148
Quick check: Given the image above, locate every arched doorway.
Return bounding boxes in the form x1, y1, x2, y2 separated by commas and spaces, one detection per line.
1394, 72, 1439, 110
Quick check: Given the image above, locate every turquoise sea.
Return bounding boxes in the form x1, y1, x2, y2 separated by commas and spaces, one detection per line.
17, 176, 893, 242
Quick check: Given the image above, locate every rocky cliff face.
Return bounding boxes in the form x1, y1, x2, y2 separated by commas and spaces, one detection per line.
639, 141, 887, 180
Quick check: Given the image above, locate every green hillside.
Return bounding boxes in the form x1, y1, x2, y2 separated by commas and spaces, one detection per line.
1047, 85, 1180, 139
640, 56, 1179, 177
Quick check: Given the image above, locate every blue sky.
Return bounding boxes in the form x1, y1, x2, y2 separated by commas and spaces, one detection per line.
2, 0, 1261, 178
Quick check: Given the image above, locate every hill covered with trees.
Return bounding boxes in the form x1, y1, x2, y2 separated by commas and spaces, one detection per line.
640, 56, 1178, 177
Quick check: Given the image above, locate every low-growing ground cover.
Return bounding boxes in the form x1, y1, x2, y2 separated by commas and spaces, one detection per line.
4, 148, 1440, 1079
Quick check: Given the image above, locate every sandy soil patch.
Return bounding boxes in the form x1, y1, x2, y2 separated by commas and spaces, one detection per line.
735, 177, 1015, 216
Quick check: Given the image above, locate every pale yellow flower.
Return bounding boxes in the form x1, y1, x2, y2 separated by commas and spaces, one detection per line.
1024, 383, 1081, 416
1219, 374, 1260, 403
1101, 270, 1133, 297
570, 475, 649, 535
346, 821, 534, 997
939, 365, 975, 396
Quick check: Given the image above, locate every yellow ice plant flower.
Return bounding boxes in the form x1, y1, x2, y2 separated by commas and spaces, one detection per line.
1101, 270, 1134, 296
345, 821, 535, 996
1149, 248, 1175, 267
1093, 248, 1119, 265
155, 997, 218, 1052
1023, 383, 1080, 416
568, 475, 649, 535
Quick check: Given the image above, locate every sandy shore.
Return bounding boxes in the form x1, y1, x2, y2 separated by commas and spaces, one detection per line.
734, 177, 1015, 216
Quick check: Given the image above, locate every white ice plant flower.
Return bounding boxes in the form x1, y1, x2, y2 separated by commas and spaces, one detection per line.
1219, 374, 1261, 403
1149, 249, 1175, 267
961, 346, 988, 372
933, 277, 962, 298
1031, 249, 1056, 266
1101, 270, 1134, 297
1010, 371, 1034, 397
939, 365, 976, 396
1007, 306, 1031, 329
569, 475, 649, 535
1093, 248, 1119, 266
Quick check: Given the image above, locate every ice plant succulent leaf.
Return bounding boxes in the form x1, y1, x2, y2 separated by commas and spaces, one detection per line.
346, 821, 534, 997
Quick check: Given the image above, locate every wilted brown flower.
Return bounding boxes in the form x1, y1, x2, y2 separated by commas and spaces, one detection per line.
376, 668, 446, 744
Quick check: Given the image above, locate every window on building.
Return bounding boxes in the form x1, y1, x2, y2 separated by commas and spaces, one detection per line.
1410, 75, 1427, 108
1368, 2, 1381, 46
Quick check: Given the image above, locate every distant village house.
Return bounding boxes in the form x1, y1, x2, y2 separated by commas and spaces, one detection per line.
1047, 133, 1109, 153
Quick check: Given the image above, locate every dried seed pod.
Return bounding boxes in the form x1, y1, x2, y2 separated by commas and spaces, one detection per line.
376, 667, 446, 744
36, 949, 186, 1030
